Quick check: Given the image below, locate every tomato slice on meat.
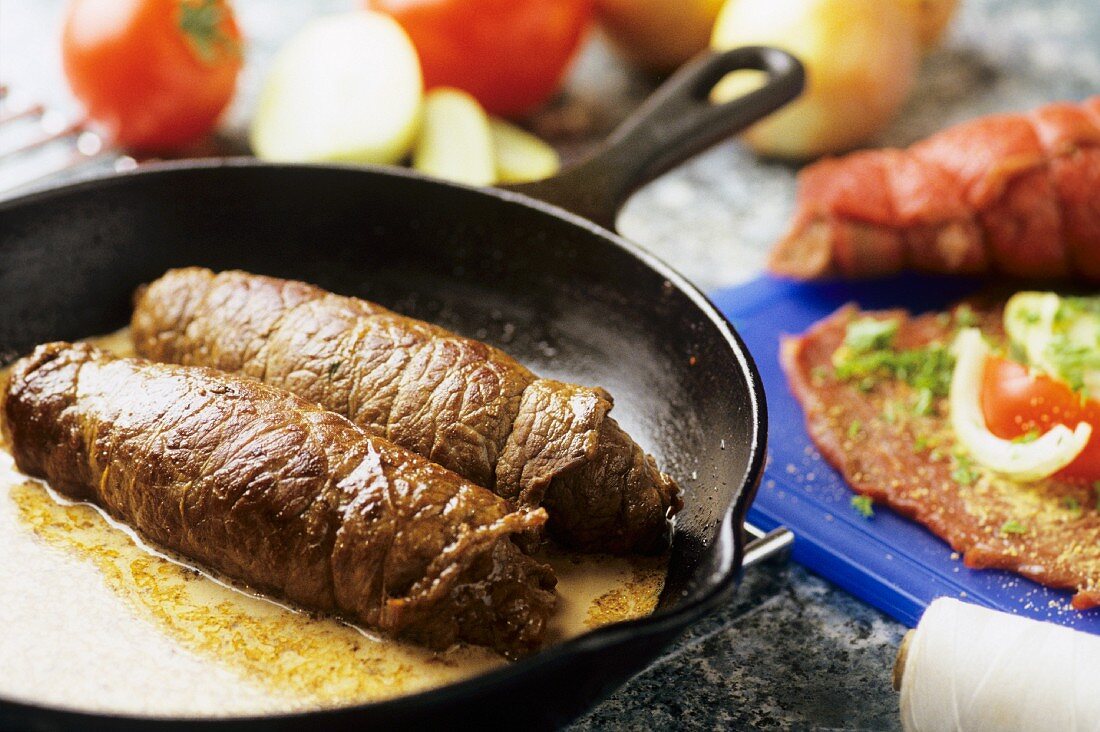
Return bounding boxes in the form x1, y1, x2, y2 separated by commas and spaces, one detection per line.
981, 356, 1100, 480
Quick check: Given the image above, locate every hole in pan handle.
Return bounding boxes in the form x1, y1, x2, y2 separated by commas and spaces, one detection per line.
504, 45, 805, 232
741, 522, 794, 569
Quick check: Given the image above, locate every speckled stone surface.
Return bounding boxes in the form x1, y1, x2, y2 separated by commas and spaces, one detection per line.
3, 0, 1100, 729
572, 563, 907, 732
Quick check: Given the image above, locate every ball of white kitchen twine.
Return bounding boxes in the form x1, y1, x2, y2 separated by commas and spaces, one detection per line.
897, 597, 1100, 732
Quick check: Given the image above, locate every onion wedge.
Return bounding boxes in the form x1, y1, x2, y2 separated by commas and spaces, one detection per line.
950, 327, 1091, 482
489, 118, 560, 184
413, 88, 495, 186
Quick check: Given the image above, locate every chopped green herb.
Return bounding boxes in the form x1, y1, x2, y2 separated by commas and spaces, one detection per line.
851, 495, 874, 519
1057, 296, 1100, 321
1043, 334, 1100, 397
833, 340, 955, 398
326, 360, 342, 379
1061, 496, 1083, 517
1000, 520, 1027, 535
913, 434, 928, 453
911, 387, 934, 416
952, 464, 978, 484
1015, 308, 1041, 325
847, 420, 862, 439
883, 400, 898, 424
1008, 295, 1100, 399
951, 454, 979, 485
1011, 429, 1041, 444
929, 449, 943, 462
843, 317, 899, 353
955, 304, 978, 328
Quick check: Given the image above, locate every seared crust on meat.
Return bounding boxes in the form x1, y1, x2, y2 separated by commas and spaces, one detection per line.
1, 342, 556, 657
783, 305, 1100, 609
132, 268, 680, 554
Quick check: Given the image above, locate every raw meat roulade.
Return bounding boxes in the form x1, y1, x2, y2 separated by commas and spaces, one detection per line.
770, 97, 1100, 280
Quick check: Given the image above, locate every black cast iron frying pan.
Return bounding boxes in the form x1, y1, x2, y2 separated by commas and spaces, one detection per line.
0, 47, 803, 731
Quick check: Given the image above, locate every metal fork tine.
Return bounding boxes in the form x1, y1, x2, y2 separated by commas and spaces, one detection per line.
1, 120, 86, 158
0, 89, 131, 197
1, 150, 130, 198
0, 103, 45, 126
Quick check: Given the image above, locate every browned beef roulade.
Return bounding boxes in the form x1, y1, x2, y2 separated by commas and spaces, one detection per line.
131, 268, 681, 554
1, 342, 555, 658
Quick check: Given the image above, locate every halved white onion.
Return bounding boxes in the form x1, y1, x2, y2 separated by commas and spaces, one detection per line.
251, 12, 423, 164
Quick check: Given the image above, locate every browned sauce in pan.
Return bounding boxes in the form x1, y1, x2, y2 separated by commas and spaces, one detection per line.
0, 329, 666, 717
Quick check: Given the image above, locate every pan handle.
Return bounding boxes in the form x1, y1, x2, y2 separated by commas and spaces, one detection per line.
503, 46, 804, 231
741, 521, 794, 569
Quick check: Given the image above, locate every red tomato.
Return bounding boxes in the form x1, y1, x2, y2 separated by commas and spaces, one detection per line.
366, 0, 593, 117
62, 0, 243, 152
981, 356, 1100, 480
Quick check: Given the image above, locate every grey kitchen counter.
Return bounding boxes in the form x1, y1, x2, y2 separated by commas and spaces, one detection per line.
3, 0, 1100, 729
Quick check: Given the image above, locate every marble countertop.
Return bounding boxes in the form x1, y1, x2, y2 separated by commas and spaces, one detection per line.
3, 0, 1099, 728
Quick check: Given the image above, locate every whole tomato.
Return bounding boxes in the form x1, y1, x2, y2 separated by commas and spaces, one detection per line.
366, 0, 593, 117
62, 0, 243, 152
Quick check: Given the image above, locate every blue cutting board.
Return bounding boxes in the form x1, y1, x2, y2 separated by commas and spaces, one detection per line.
712, 274, 1100, 633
